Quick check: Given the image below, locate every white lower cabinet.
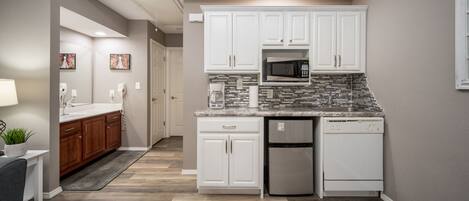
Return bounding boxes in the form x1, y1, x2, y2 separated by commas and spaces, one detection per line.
197, 117, 263, 193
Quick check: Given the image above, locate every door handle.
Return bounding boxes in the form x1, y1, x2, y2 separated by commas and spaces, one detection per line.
338, 55, 342, 67
152, 98, 157, 102
171, 96, 177, 100
334, 55, 337, 67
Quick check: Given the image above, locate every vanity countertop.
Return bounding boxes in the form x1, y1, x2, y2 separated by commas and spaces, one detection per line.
194, 107, 384, 117
60, 103, 122, 123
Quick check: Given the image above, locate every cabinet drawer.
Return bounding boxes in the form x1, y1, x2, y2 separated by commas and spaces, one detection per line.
106, 112, 121, 123
198, 117, 261, 133
60, 121, 82, 137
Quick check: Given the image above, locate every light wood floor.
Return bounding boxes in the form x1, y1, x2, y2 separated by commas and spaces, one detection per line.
52, 137, 381, 201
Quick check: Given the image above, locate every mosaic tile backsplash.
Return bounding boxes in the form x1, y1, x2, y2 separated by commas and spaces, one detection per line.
208, 74, 382, 111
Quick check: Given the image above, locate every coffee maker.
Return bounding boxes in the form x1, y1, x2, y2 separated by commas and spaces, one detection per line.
208, 83, 225, 109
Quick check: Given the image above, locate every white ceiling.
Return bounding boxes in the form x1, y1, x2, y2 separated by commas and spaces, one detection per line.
60, 7, 126, 38
99, 0, 183, 34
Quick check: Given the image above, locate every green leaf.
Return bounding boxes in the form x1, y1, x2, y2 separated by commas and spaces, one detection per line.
0, 128, 34, 145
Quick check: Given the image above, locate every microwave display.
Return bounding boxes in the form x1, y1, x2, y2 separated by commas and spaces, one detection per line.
263, 57, 310, 83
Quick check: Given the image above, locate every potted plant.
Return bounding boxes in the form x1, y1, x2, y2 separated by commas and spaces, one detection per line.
0, 128, 33, 157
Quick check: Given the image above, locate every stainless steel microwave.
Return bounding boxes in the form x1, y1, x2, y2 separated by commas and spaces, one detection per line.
262, 57, 310, 83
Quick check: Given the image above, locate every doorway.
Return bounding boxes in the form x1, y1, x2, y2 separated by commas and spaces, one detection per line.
166, 47, 184, 137
150, 40, 166, 145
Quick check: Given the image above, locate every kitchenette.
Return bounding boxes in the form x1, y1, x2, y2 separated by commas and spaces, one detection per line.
193, 4, 384, 199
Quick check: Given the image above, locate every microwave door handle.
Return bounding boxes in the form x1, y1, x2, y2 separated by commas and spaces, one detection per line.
334, 55, 337, 67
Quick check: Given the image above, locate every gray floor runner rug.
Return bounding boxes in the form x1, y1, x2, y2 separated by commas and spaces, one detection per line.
61, 151, 145, 191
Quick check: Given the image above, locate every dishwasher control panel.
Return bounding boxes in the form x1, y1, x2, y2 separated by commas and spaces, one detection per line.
323, 117, 384, 134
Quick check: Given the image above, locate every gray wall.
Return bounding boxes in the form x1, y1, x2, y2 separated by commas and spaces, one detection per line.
93, 20, 151, 148
353, 0, 469, 200
60, 27, 93, 103
0, 0, 60, 193
182, 0, 353, 169
166, 34, 183, 47
60, 0, 128, 36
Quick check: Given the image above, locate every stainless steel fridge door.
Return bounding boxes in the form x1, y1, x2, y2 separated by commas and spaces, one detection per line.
268, 120, 313, 143
269, 147, 314, 195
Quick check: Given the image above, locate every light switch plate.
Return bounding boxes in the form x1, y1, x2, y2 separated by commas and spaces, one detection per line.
135, 82, 141, 90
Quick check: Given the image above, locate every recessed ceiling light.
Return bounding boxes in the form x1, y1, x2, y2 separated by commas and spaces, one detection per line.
95, 31, 106, 36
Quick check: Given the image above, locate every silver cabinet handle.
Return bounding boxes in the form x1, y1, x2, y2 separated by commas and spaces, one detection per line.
230, 140, 233, 153
225, 140, 228, 154
229, 55, 232, 67
222, 125, 237, 129
338, 55, 342, 67
280, 39, 284, 43
233, 55, 236, 67
290, 39, 293, 43
333, 55, 336, 67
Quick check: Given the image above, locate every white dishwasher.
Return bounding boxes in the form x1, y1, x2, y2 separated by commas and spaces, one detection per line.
323, 117, 384, 192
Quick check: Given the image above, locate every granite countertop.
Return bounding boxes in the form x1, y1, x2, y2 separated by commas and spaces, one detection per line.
60, 103, 122, 123
194, 107, 384, 117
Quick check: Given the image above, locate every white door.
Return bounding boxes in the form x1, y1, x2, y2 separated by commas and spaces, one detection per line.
312, 12, 337, 71
198, 134, 229, 187
337, 11, 362, 71
260, 12, 284, 46
233, 12, 259, 71
151, 40, 166, 145
286, 12, 310, 46
204, 12, 233, 72
324, 133, 383, 180
229, 134, 259, 187
167, 48, 184, 136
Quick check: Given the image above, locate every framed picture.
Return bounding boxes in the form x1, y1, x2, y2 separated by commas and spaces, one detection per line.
110, 54, 131, 70
59, 53, 76, 70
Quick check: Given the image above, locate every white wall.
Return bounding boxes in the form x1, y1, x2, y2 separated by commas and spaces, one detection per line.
60, 27, 93, 103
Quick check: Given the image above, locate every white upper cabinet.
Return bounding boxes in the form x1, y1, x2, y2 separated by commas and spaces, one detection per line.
286, 12, 310, 46
337, 12, 362, 71
204, 12, 233, 72
312, 12, 337, 70
233, 12, 260, 71
260, 12, 284, 46
311, 11, 366, 73
204, 11, 259, 73
261, 12, 310, 47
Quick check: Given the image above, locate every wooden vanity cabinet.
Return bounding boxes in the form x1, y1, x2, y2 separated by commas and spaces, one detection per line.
105, 112, 122, 150
60, 111, 122, 177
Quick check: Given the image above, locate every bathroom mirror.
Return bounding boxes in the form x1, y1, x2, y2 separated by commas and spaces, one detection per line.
59, 27, 93, 105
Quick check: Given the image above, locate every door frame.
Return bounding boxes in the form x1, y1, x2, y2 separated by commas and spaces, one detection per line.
165, 47, 183, 137
150, 39, 168, 146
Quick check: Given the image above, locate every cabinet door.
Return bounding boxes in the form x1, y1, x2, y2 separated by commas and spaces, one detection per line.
204, 12, 233, 72
260, 12, 284, 46
229, 134, 259, 187
233, 12, 259, 71
60, 132, 82, 175
312, 12, 337, 71
286, 12, 310, 46
337, 11, 362, 71
82, 116, 106, 161
106, 121, 121, 150
197, 134, 229, 187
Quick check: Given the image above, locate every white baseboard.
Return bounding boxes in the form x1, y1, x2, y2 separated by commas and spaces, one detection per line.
43, 186, 63, 199
381, 193, 394, 201
181, 169, 197, 175
118, 147, 149, 151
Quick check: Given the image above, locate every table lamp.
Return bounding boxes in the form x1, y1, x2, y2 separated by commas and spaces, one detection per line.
0, 79, 18, 133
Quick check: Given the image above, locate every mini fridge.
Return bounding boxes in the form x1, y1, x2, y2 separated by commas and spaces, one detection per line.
267, 118, 314, 195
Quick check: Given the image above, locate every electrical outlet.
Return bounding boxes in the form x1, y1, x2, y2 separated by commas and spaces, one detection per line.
236, 78, 243, 90
267, 89, 274, 99
135, 82, 141, 90
277, 122, 285, 132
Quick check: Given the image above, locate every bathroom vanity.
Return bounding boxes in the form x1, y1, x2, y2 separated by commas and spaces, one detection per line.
59, 104, 122, 176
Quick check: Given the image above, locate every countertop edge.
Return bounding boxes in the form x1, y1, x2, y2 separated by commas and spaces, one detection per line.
59, 109, 122, 124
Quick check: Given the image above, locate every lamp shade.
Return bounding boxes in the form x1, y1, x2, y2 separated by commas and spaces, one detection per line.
0, 79, 18, 107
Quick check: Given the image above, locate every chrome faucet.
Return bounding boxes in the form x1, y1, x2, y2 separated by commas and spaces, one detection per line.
59, 92, 75, 116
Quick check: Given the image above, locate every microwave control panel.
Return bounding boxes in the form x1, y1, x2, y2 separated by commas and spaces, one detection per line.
301, 64, 309, 78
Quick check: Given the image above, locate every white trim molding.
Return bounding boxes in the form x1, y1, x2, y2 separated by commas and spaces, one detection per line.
118, 147, 150, 151
381, 193, 394, 201
43, 186, 63, 199
181, 169, 197, 175
455, 0, 469, 89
